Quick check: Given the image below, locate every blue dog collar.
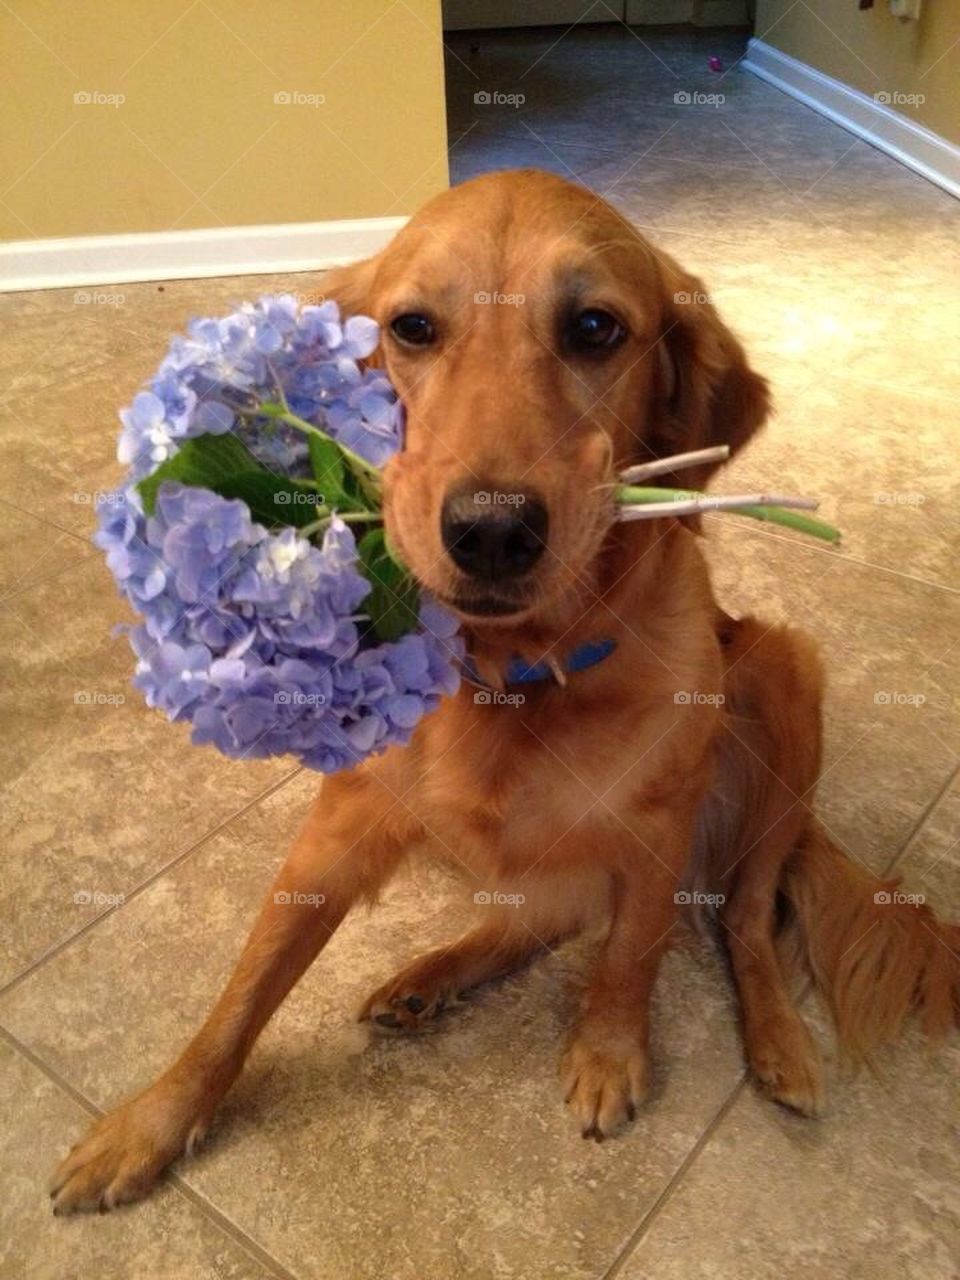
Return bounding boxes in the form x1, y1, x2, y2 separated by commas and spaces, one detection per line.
465, 638, 617, 688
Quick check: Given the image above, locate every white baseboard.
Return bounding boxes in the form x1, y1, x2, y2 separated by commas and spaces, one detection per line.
0, 216, 408, 294
742, 38, 960, 200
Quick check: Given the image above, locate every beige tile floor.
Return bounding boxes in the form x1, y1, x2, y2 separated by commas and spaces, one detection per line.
2, 25, 959, 1280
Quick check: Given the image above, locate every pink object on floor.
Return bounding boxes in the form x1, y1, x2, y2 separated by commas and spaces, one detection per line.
708, 56, 724, 72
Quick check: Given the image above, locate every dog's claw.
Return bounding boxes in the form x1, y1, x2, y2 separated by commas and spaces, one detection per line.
404, 995, 426, 1014
562, 1034, 649, 1139
374, 1011, 401, 1028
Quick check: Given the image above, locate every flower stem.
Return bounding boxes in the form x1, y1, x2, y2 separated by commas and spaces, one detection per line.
299, 511, 383, 540
619, 445, 730, 484
616, 486, 841, 543
256, 402, 383, 494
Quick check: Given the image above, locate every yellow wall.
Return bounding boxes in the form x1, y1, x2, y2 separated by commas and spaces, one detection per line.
1, 1, 448, 241
756, 0, 960, 146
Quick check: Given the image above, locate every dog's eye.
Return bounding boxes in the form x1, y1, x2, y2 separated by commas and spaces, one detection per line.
568, 309, 625, 353
390, 313, 435, 347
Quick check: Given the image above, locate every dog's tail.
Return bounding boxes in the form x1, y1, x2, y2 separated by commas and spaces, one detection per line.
779, 822, 959, 1060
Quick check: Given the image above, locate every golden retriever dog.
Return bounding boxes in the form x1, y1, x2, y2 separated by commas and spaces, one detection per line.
52, 170, 959, 1213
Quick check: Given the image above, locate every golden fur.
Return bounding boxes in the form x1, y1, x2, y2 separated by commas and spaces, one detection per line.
51, 171, 958, 1212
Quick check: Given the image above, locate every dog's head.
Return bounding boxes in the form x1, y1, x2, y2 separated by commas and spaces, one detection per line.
325, 170, 769, 630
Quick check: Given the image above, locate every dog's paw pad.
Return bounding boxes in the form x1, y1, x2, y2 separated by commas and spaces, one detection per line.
361, 987, 451, 1033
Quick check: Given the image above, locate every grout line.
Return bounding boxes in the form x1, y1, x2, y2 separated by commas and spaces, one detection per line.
0, 540, 97, 603
705, 517, 959, 597
0, 1021, 301, 1280
0, 1021, 107, 1119
0, 765, 304, 1000
601, 1074, 750, 1279
153, 1178, 303, 1280
0, 493, 96, 546
883, 761, 960, 879
601, 757, 960, 1279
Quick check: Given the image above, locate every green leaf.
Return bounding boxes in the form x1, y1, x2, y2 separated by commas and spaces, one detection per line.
357, 527, 420, 642
138, 433, 260, 515
215, 471, 325, 528
137, 432, 324, 528
341, 465, 379, 513
307, 434, 348, 508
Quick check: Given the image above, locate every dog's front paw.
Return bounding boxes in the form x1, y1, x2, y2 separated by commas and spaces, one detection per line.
50, 1079, 208, 1214
561, 1031, 650, 1140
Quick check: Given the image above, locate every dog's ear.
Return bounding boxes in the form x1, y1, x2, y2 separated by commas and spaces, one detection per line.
645, 251, 770, 490
320, 253, 379, 316
319, 253, 385, 364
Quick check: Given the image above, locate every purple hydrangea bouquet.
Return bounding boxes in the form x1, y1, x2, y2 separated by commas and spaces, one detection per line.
96, 295, 462, 773
97, 293, 839, 776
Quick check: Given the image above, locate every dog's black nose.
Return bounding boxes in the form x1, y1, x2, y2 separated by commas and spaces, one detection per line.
441, 488, 548, 580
